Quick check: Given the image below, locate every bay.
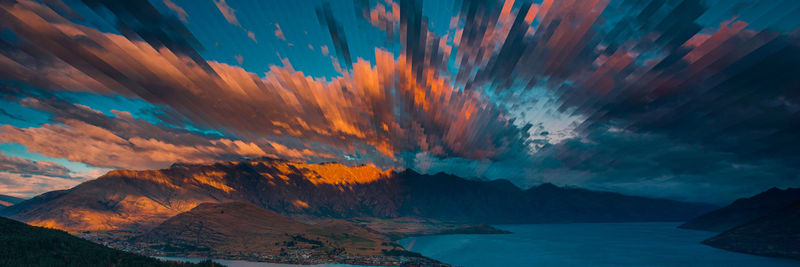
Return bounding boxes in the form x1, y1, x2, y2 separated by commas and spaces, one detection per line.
398, 222, 800, 266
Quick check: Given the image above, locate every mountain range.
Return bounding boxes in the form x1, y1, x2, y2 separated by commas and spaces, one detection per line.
1, 158, 716, 233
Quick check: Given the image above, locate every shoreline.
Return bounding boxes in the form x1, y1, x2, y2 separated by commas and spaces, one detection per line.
137, 225, 511, 266
138, 227, 512, 266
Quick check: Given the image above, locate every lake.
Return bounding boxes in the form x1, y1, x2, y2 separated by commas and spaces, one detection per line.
160, 222, 799, 267
398, 222, 800, 266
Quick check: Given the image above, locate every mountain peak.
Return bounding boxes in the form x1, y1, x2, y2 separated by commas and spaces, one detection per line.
287, 161, 392, 185
399, 168, 420, 176
526, 182, 560, 192
105, 159, 395, 187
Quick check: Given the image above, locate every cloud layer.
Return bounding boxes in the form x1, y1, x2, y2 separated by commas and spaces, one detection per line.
0, 0, 799, 202
0, 0, 530, 167
0, 153, 71, 178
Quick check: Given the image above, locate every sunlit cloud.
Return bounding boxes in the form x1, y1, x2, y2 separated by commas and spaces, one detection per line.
0, 0, 798, 202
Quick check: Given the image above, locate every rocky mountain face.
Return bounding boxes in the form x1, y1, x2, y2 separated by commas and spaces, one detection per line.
0, 194, 23, 208
679, 187, 800, 232
703, 199, 800, 260
2, 158, 715, 232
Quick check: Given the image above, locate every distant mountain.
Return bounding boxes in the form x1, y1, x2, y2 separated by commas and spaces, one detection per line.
702, 199, 800, 260
2, 158, 715, 232
0, 216, 220, 266
0, 194, 24, 208
133, 202, 442, 265
679, 187, 800, 232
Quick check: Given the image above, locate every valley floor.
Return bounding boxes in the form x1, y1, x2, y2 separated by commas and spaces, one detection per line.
75, 217, 507, 266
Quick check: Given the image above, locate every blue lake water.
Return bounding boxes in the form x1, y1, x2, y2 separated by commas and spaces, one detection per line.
160, 222, 799, 267
398, 222, 800, 267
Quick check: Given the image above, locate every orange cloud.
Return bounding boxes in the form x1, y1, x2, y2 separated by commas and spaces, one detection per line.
0, 1, 531, 170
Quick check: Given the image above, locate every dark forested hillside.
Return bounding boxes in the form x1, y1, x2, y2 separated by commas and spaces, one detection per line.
0, 216, 222, 267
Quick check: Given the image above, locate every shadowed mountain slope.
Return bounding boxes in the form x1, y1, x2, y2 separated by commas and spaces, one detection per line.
680, 188, 800, 232
0, 216, 220, 266
703, 199, 800, 260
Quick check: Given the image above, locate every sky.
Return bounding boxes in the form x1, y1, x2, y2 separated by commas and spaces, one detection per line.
0, 0, 799, 204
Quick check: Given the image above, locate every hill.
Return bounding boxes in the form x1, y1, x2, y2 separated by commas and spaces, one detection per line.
679, 187, 800, 232
0, 194, 24, 208
703, 199, 800, 260
132, 202, 443, 265
2, 158, 715, 232
0, 216, 221, 266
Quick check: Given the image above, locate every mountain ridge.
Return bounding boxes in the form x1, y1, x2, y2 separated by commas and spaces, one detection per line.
679, 187, 800, 232
702, 199, 800, 260
2, 158, 716, 232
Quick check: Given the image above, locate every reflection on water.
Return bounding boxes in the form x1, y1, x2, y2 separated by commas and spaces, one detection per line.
399, 222, 800, 267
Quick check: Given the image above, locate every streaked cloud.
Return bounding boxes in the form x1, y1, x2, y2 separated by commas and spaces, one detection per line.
213, 0, 239, 26
248, 30, 257, 43
0, 153, 72, 179
274, 23, 285, 41
0, 0, 799, 202
163, 0, 188, 23
0, 172, 76, 198
0, 95, 331, 170
213, 0, 258, 43
0, 0, 530, 166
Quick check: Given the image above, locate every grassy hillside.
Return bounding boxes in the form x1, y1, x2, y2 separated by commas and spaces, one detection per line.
0, 216, 222, 267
